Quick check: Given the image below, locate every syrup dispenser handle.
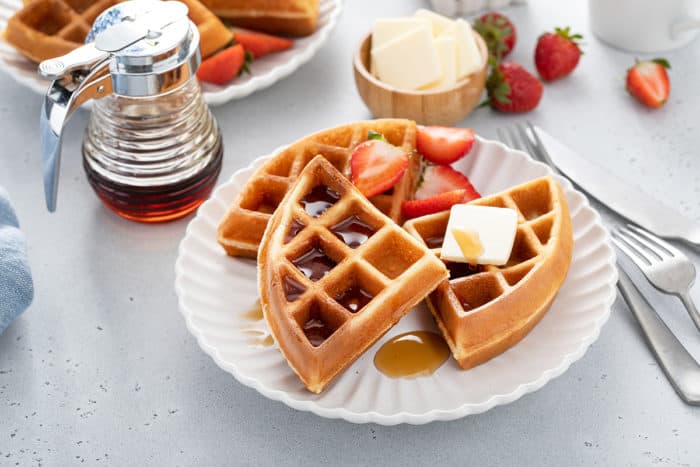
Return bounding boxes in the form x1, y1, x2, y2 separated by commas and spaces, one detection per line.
39, 56, 112, 211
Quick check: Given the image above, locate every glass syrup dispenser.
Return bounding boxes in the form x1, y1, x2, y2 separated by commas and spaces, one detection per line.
39, 0, 223, 222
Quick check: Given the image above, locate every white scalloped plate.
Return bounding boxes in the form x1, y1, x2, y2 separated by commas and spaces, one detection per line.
174, 135, 617, 425
0, 0, 342, 106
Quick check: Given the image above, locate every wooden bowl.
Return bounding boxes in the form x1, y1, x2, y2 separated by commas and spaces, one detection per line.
353, 31, 489, 126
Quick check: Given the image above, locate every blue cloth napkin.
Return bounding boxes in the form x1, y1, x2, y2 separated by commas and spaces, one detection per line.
0, 186, 33, 335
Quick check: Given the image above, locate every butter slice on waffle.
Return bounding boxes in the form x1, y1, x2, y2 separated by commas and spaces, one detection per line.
258, 156, 448, 393
4, 0, 231, 63
217, 119, 420, 258
403, 176, 573, 370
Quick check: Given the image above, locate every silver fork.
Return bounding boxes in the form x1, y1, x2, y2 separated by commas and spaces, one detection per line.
612, 224, 700, 332
499, 123, 700, 405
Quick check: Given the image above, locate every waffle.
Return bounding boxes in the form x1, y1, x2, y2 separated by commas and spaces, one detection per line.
217, 119, 420, 258
200, 0, 319, 36
258, 156, 448, 393
403, 176, 573, 370
4, 0, 232, 63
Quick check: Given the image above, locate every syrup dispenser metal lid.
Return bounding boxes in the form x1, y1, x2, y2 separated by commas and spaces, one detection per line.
39, 0, 201, 211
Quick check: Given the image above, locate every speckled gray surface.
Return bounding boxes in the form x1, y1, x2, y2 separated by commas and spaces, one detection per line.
1, 0, 699, 465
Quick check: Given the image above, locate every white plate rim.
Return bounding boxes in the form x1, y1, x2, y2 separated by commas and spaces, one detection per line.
0, 0, 343, 106
174, 135, 618, 425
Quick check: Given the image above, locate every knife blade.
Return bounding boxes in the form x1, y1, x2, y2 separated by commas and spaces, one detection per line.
533, 126, 700, 247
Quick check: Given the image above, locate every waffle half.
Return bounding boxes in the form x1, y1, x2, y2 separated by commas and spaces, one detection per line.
258, 156, 448, 393
403, 176, 573, 369
218, 119, 420, 258
4, 0, 232, 63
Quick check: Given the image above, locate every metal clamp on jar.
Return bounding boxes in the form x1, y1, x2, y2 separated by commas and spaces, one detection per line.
39, 0, 223, 222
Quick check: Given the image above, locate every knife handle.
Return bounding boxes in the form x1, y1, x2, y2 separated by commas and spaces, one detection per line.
617, 266, 700, 405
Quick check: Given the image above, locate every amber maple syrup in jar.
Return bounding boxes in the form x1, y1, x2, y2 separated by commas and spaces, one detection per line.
83, 79, 223, 222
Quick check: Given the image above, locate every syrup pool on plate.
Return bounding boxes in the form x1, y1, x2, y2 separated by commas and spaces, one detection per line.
374, 331, 450, 378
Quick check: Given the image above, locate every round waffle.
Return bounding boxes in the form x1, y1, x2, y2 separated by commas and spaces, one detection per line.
217, 119, 420, 258
403, 176, 573, 369
258, 156, 447, 393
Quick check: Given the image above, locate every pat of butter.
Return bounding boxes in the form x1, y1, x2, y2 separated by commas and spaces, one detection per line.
441, 205, 518, 265
455, 19, 483, 78
370, 18, 431, 76
422, 36, 457, 90
372, 27, 441, 90
414, 9, 454, 37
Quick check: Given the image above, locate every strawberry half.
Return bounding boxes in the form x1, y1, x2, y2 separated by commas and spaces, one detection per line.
473, 12, 517, 61
402, 190, 473, 219
403, 165, 481, 218
535, 27, 583, 81
486, 61, 543, 113
626, 58, 671, 108
416, 126, 475, 165
233, 28, 293, 59
415, 165, 480, 200
196, 44, 249, 85
350, 132, 409, 198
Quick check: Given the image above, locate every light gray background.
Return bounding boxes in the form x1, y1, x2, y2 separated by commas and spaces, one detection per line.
1, 0, 699, 465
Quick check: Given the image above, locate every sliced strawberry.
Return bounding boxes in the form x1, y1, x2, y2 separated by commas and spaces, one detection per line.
402, 189, 474, 219
350, 136, 409, 198
233, 28, 293, 59
196, 44, 248, 85
416, 126, 475, 164
626, 58, 671, 108
415, 165, 480, 200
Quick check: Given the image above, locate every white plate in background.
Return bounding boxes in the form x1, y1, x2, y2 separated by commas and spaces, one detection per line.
0, 0, 342, 106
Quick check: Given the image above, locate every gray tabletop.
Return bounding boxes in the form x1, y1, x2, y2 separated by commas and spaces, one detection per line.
1, 0, 699, 465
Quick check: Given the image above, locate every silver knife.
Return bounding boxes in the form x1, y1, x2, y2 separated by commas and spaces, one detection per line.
531, 126, 700, 248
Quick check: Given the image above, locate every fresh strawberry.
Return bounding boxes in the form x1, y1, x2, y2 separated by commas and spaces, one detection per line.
416, 126, 475, 165
535, 27, 583, 81
350, 132, 409, 198
196, 44, 249, 85
626, 58, 671, 108
233, 28, 293, 59
402, 190, 473, 219
486, 62, 543, 112
415, 165, 480, 200
473, 12, 517, 61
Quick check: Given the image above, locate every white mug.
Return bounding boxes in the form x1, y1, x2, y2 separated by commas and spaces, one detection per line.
589, 0, 700, 53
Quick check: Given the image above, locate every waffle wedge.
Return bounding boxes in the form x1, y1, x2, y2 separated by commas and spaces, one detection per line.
217, 119, 420, 258
258, 156, 448, 393
403, 176, 573, 370
4, 0, 231, 63
200, 0, 319, 36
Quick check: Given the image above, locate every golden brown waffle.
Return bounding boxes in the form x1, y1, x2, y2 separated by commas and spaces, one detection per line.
4, 0, 232, 63
200, 0, 319, 36
217, 119, 420, 258
258, 156, 448, 393
403, 176, 573, 370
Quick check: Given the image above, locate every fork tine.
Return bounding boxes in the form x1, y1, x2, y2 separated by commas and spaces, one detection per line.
496, 127, 512, 147
626, 224, 679, 257
612, 230, 654, 268
515, 122, 539, 159
619, 226, 664, 261
506, 126, 526, 151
